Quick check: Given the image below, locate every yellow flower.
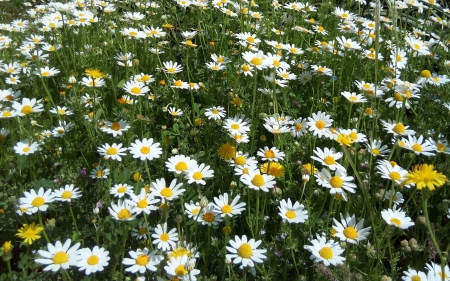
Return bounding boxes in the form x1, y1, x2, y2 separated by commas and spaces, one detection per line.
260, 162, 285, 178
302, 163, 318, 175
84, 68, 107, 78
133, 172, 142, 182
335, 133, 354, 147
2, 241, 12, 253
16, 223, 43, 245
402, 164, 447, 191
230, 97, 243, 106
218, 143, 236, 160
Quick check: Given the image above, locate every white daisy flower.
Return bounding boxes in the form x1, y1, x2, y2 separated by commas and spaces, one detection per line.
152, 222, 179, 251
122, 248, 163, 273
97, 143, 127, 161
76, 246, 110, 275
381, 207, 415, 229
128, 138, 162, 161
304, 233, 345, 266
226, 235, 267, 268
332, 213, 371, 244
185, 163, 214, 185
212, 193, 246, 218
35, 239, 82, 272
150, 178, 185, 201
19, 187, 55, 214
108, 199, 136, 221
278, 198, 308, 224
52, 184, 81, 202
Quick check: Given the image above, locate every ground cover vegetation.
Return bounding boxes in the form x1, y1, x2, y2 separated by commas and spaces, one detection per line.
0, 0, 450, 280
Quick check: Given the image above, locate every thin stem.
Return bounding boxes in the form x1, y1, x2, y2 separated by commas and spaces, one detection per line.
289, 226, 300, 277
255, 191, 260, 239
62, 269, 73, 281
68, 203, 79, 234
38, 210, 50, 243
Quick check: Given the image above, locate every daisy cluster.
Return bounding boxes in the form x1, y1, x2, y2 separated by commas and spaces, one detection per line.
0, 0, 449, 280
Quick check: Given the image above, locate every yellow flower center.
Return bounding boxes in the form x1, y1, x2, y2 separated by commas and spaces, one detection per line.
420, 70, 431, 78
246, 37, 255, 43
393, 123, 405, 134
106, 147, 117, 155
241, 64, 250, 71
315, 120, 325, 129
389, 171, 401, 181
136, 254, 148, 265
251, 174, 265, 187
118, 209, 131, 219
174, 80, 183, 87
175, 264, 188, 276
140, 146, 151, 154
343, 226, 357, 239
411, 144, 422, 152
111, 122, 121, 131
329, 176, 343, 188
371, 148, 380, 155
192, 171, 203, 180
31, 197, 45, 207
52, 251, 69, 264
21, 105, 33, 114
96, 170, 105, 177
221, 205, 232, 214
87, 255, 99, 265
319, 247, 333, 259
231, 124, 240, 130
436, 143, 445, 151
191, 208, 200, 215
410, 275, 421, 281
160, 187, 173, 198
61, 191, 72, 199
117, 186, 127, 193
57, 109, 66, 115
273, 60, 280, 67
137, 199, 147, 209
390, 218, 401, 226
175, 162, 188, 171
203, 212, 215, 222
212, 109, 219, 114
250, 58, 262, 65
285, 210, 296, 219
394, 92, 403, 101
23, 147, 30, 153
160, 232, 169, 242
237, 243, 253, 258
235, 156, 246, 165
138, 227, 147, 235
264, 150, 275, 159
41, 71, 51, 77
323, 156, 336, 165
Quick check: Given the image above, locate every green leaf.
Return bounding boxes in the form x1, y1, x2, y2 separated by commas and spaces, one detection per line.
117, 79, 126, 88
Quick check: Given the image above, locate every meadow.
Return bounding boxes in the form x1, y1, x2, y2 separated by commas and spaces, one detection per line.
0, 0, 450, 280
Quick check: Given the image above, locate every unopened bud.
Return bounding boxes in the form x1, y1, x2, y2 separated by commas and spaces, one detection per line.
162, 106, 168, 112
171, 148, 178, 155
68, 76, 77, 84
185, 258, 196, 271
175, 215, 183, 224
199, 196, 209, 208
417, 216, 426, 225
302, 174, 310, 183
272, 187, 282, 196
230, 181, 237, 188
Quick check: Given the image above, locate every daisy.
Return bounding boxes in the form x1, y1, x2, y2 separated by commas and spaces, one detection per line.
257, 146, 285, 162
132, 73, 155, 84
240, 169, 276, 192
150, 178, 185, 201
128, 188, 160, 215
401, 269, 427, 281
152, 222, 179, 251
400, 135, 436, 156
234, 32, 261, 45
162, 61, 183, 74
131, 222, 151, 240
184, 201, 202, 219
381, 207, 414, 229
34, 66, 60, 77
80, 77, 106, 87
14, 140, 40, 155
283, 43, 304, 55
278, 198, 308, 224
425, 262, 450, 281
264, 53, 290, 69
334, 7, 355, 20
90, 166, 110, 179
390, 49, 408, 69
376, 160, 409, 186
19, 187, 55, 214
206, 62, 226, 71
212, 193, 246, 218
304, 233, 345, 266
311, 65, 333, 76
306, 111, 333, 138
336, 36, 361, 50
205, 106, 226, 120
276, 68, 296, 80
226, 235, 267, 268
384, 190, 404, 205
77, 246, 110, 275
110, 183, 133, 198
97, 143, 127, 161
100, 120, 130, 137
108, 199, 136, 221
12, 98, 44, 116
341, 91, 367, 103
311, 147, 345, 173
128, 138, 162, 161
123, 81, 150, 96
367, 139, 391, 157
49, 106, 73, 116
242, 51, 269, 70
35, 239, 82, 272
164, 255, 201, 280
332, 213, 371, 244
197, 204, 223, 226
168, 106, 184, 116
405, 36, 430, 56
51, 121, 74, 138
223, 115, 251, 135
166, 155, 198, 174
381, 120, 416, 137
185, 163, 214, 185
122, 248, 163, 273
291, 117, 308, 137
52, 184, 81, 202
317, 168, 357, 197
240, 63, 254, 76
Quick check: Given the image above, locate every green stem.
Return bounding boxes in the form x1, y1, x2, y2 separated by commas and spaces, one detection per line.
143, 212, 154, 250
37, 210, 50, 243
62, 269, 72, 281
422, 192, 445, 281
255, 191, 260, 239
289, 226, 300, 277
249, 69, 258, 153
68, 204, 79, 234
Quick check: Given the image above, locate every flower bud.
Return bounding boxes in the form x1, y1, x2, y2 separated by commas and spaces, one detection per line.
199, 196, 209, 208
185, 258, 196, 271
68, 76, 77, 84
302, 174, 310, 183
171, 148, 178, 155
230, 181, 237, 188
272, 187, 282, 196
